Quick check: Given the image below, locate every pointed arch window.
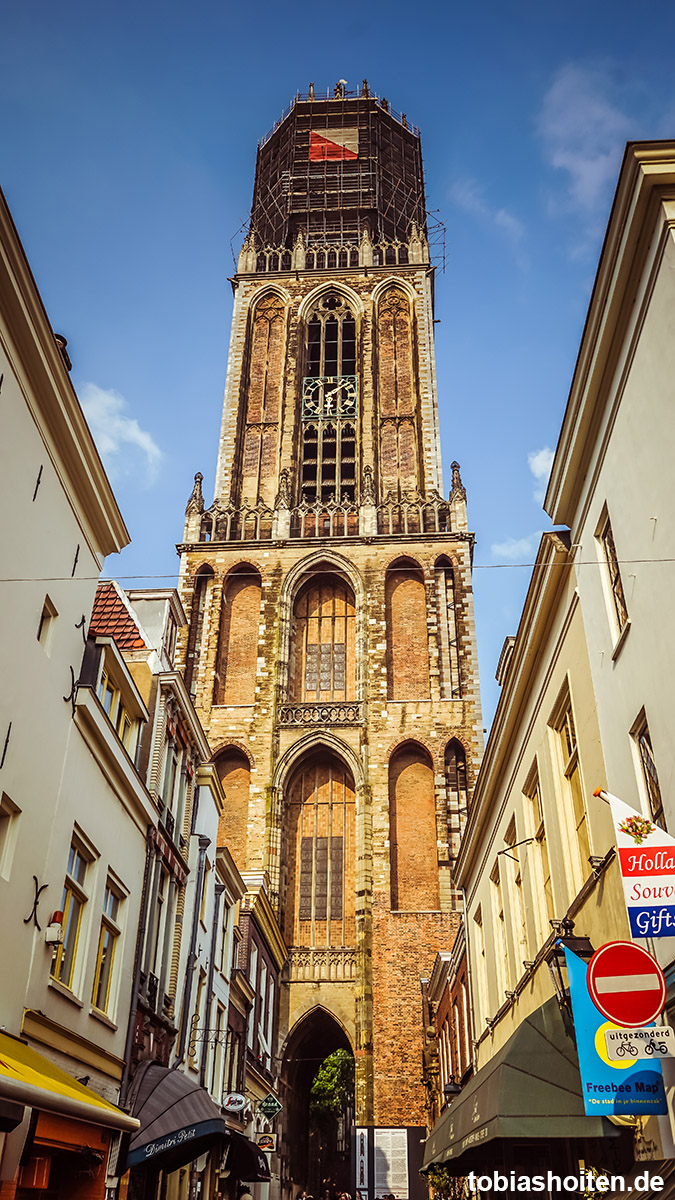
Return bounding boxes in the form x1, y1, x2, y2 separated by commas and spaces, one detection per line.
184, 565, 213, 695
284, 752, 356, 948
301, 293, 358, 504
290, 573, 356, 703
436, 556, 462, 699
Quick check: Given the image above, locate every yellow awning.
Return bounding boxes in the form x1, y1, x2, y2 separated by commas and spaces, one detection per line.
0, 1031, 139, 1132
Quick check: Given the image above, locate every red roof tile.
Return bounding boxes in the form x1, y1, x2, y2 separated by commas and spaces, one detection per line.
89, 582, 147, 652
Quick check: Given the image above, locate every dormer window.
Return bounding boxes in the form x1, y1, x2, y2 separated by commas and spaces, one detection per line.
92, 642, 146, 760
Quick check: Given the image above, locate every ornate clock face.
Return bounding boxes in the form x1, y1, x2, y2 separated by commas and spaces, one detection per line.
302, 375, 357, 419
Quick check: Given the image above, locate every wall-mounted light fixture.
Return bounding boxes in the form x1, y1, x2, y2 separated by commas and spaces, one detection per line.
545, 917, 594, 1040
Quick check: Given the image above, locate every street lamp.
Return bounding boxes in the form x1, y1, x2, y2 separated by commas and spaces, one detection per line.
545, 918, 594, 1040
443, 1077, 462, 1104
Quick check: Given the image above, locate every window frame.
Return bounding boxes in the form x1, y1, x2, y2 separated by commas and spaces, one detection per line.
595, 507, 629, 641
91, 878, 124, 1016
631, 710, 666, 829
549, 686, 591, 893
51, 836, 94, 993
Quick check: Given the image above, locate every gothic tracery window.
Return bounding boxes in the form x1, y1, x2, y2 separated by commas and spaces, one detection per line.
301, 293, 357, 504
290, 574, 356, 703
284, 753, 356, 948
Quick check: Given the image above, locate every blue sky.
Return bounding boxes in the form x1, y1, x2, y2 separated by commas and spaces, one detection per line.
3, 0, 675, 724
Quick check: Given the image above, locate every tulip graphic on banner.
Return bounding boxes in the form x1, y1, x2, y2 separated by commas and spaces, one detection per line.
596, 789, 675, 939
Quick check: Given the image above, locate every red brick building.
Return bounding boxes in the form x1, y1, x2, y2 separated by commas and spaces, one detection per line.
176, 83, 483, 1200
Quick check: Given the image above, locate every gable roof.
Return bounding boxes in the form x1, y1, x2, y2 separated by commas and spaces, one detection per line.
89, 581, 148, 652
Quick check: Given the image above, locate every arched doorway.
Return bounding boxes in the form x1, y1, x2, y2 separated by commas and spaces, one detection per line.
280, 1009, 353, 1200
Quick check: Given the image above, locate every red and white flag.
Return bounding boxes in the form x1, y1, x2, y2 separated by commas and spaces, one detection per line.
309, 129, 358, 161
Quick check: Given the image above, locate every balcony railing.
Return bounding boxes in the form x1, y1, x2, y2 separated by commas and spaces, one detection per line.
278, 702, 362, 727
285, 946, 357, 982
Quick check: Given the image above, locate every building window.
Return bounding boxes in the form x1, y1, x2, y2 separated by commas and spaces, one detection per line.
200, 859, 211, 926
490, 860, 508, 994
598, 512, 628, 633
633, 714, 665, 829
290, 574, 356, 703
0, 794, 21, 882
504, 820, 528, 963
258, 962, 270, 1069
436, 558, 462, 699
285, 752, 355, 948
52, 839, 91, 990
92, 881, 123, 1014
96, 661, 139, 755
524, 772, 554, 943
472, 906, 489, 1028
225, 1027, 241, 1094
37, 596, 57, 654
210, 1004, 226, 1099
219, 900, 231, 975
445, 739, 468, 863
301, 292, 357, 504
189, 969, 206, 1070
552, 692, 590, 889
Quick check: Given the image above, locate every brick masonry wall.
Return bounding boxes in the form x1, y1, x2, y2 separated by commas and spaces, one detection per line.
371, 910, 461, 1125
176, 257, 484, 1128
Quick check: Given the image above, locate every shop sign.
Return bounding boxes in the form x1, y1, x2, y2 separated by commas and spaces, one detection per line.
258, 1093, 283, 1119
564, 947, 667, 1116
605, 1026, 675, 1061
600, 790, 675, 937
256, 1132, 277, 1152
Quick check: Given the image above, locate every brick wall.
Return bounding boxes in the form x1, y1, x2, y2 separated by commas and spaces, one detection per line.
371, 910, 461, 1125
389, 744, 440, 911
385, 564, 431, 700
215, 748, 251, 866
214, 567, 261, 705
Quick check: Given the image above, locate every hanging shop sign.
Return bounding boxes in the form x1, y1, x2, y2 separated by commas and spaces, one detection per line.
223, 1093, 247, 1113
596, 790, 675, 938
255, 1132, 277, 1152
587, 942, 666, 1027
564, 946, 667, 1116
258, 1093, 283, 1119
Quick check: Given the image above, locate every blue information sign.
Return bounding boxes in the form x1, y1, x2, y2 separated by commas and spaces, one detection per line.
564, 946, 667, 1116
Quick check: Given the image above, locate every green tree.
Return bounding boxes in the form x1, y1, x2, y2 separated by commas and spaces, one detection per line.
309, 1048, 355, 1120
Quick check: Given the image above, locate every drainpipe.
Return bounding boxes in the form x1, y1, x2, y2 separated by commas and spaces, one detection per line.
200, 882, 225, 1088
119, 827, 155, 1109
176, 834, 211, 1065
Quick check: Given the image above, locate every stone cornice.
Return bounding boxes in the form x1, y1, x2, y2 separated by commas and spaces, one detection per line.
545, 141, 675, 526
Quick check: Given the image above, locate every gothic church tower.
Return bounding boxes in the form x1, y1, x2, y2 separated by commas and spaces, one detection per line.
177, 81, 483, 1187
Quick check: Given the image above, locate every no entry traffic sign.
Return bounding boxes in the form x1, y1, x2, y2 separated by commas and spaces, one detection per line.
587, 941, 666, 1028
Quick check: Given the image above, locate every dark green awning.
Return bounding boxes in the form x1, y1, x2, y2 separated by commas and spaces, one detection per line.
423, 998, 619, 1172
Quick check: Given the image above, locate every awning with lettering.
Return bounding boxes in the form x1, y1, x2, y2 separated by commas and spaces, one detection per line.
125, 1061, 227, 1172
422, 999, 620, 1174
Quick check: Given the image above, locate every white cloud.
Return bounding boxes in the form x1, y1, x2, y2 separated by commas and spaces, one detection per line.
80, 382, 162, 485
528, 445, 554, 503
450, 177, 526, 262
537, 64, 636, 222
490, 532, 541, 562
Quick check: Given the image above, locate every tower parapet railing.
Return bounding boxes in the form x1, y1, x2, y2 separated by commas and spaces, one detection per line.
183, 468, 469, 544
258, 86, 420, 149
